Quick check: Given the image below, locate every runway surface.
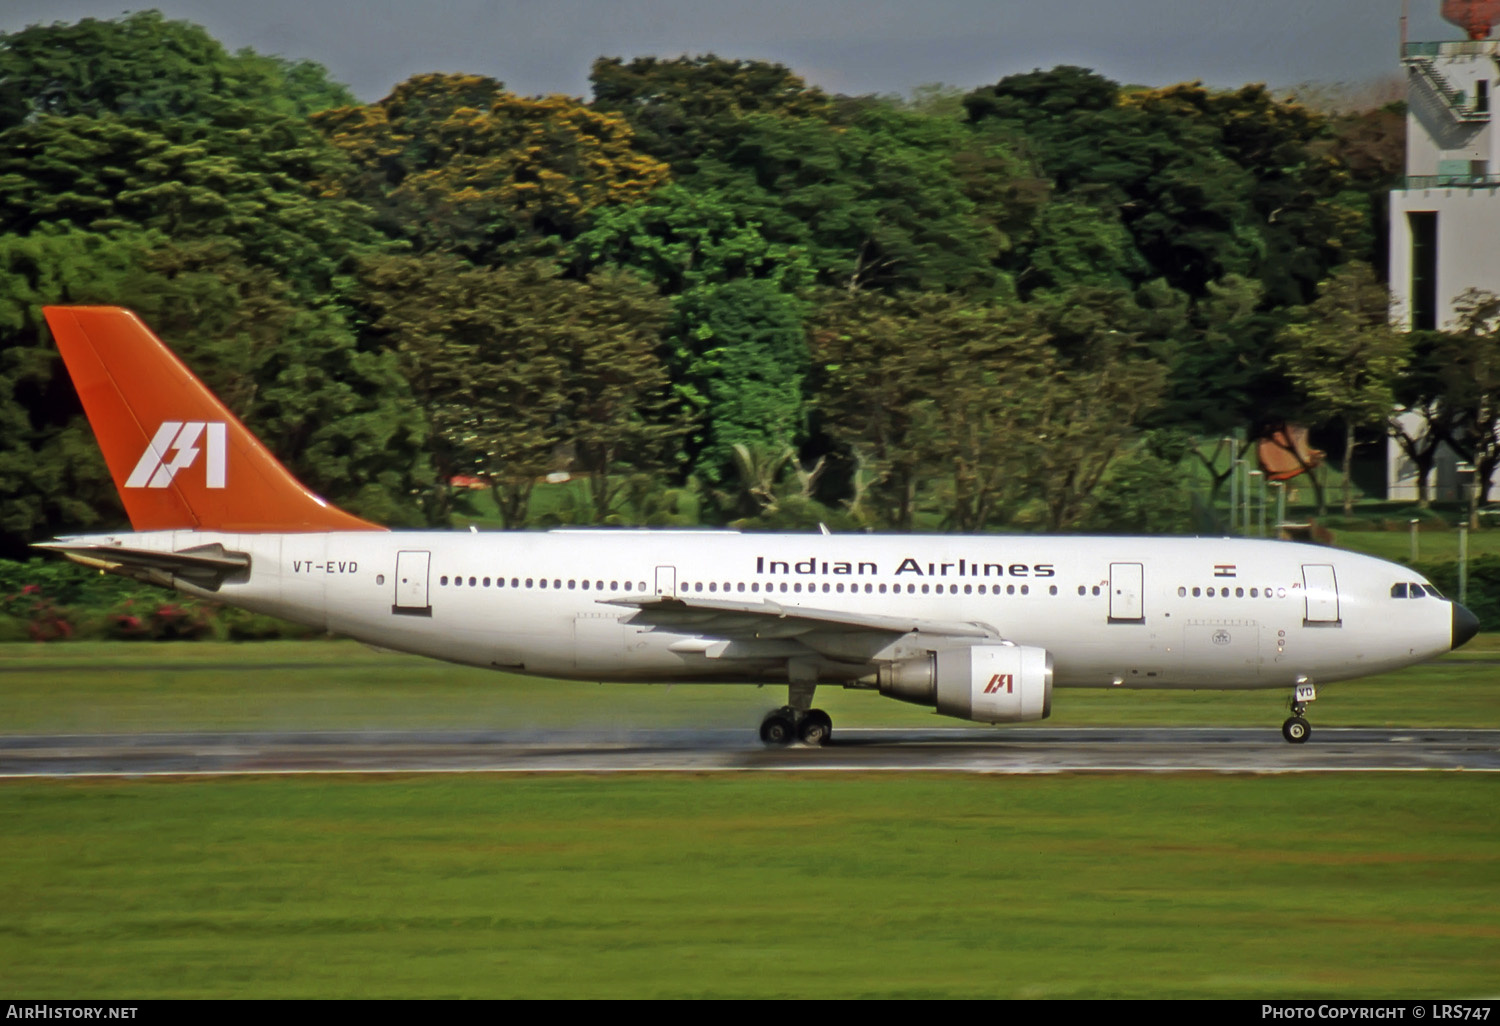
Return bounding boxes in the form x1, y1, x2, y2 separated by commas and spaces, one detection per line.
2, 726, 1498, 776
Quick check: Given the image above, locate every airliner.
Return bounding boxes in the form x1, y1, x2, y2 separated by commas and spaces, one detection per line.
37, 306, 1479, 746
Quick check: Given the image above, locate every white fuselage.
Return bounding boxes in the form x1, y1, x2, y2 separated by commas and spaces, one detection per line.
68, 529, 1455, 692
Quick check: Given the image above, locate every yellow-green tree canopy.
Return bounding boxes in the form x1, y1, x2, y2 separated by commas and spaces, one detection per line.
316, 74, 670, 263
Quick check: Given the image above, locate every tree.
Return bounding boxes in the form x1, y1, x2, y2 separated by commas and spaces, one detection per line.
691, 106, 1001, 293
315, 74, 670, 263
589, 55, 834, 174
1431, 290, 1500, 505
1012, 289, 1171, 529
359, 256, 681, 526
809, 291, 961, 528
1021, 196, 1147, 294
1122, 82, 1363, 306
1273, 264, 1410, 514
674, 279, 809, 497
594, 57, 1002, 294
1020, 348, 1169, 531
572, 184, 816, 499
812, 292, 1048, 530
0, 229, 430, 554
965, 70, 1371, 304
0, 11, 354, 129
570, 183, 812, 294
0, 113, 384, 303
1390, 330, 1466, 507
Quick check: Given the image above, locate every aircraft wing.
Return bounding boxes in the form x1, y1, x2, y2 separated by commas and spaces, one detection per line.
604, 593, 999, 641
33, 540, 250, 591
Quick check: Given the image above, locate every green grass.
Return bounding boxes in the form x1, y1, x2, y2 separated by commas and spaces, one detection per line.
0, 773, 1495, 998
2, 637, 1500, 734
1330, 526, 1500, 564
1, 642, 1496, 997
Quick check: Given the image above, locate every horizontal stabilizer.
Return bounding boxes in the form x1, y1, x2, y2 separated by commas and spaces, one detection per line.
34, 540, 251, 591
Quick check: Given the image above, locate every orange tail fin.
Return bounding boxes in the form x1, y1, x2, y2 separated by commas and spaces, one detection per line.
44, 306, 385, 533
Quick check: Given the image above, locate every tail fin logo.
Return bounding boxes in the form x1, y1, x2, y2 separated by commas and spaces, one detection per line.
126, 422, 227, 490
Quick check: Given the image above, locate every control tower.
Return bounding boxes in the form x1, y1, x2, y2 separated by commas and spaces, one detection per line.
1390, 1, 1500, 330
1388, 1, 1500, 499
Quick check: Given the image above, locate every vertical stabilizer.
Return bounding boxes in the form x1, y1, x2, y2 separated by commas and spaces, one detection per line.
44, 306, 384, 533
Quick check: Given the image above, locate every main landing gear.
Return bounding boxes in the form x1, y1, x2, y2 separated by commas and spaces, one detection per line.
1281, 679, 1316, 744
759, 706, 833, 748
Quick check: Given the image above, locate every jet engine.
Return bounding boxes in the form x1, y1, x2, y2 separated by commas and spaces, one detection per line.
877, 644, 1052, 723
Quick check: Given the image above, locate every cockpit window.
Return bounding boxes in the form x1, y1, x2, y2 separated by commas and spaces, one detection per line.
1391, 583, 1408, 598
1421, 583, 1444, 598
1393, 581, 1443, 599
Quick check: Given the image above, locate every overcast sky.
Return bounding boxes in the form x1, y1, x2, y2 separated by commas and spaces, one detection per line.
0, 1, 1468, 102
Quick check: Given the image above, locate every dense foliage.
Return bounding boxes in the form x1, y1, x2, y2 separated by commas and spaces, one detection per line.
2, 12, 1428, 562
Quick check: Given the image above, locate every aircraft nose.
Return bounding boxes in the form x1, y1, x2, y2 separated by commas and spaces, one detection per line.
1452, 602, 1480, 650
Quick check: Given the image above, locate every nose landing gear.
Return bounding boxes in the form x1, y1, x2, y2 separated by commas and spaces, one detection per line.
1281, 679, 1316, 744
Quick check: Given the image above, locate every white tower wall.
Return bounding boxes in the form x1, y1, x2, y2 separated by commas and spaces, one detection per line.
1387, 36, 1500, 501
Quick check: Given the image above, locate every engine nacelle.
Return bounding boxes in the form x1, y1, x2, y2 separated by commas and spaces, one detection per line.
877, 644, 1052, 724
